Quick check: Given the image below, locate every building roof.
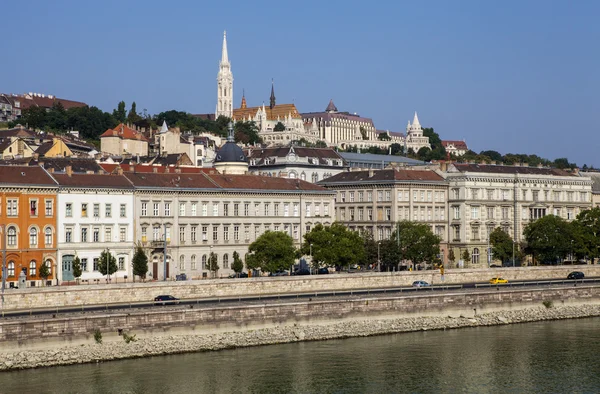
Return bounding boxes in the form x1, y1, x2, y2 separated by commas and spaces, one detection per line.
325, 99, 338, 112
442, 140, 468, 150
99, 163, 210, 174
245, 146, 346, 167
0, 126, 37, 139
318, 168, 445, 185
34, 141, 56, 156
233, 103, 302, 121
449, 163, 575, 177
0, 157, 104, 173
338, 152, 424, 165
2, 93, 87, 111
100, 123, 149, 142
301, 109, 375, 126
0, 165, 57, 186
52, 173, 134, 189
124, 172, 218, 189
214, 141, 248, 163
581, 172, 600, 193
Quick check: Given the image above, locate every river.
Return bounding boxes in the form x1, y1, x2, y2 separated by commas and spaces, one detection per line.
2, 318, 599, 393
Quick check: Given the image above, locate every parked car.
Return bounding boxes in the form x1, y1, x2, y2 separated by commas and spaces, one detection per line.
269, 271, 289, 277
489, 277, 508, 284
412, 280, 430, 288
317, 268, 329, 275
153, 295, 179, 305
567, 271, 585, 280
292, 269, 310, 276
489, 264, 502, 268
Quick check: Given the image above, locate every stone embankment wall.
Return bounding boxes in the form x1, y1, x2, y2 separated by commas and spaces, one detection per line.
3, 265, 598, 311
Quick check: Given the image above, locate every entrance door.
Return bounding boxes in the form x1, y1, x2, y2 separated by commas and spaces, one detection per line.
153, 262, 158, 280
62, 255, 74, 281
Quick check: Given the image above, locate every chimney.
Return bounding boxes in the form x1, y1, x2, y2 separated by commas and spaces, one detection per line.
117, 166, 124, 175
368, 169, 375, 178
522, 162, 529, 167
537, 163, 543, 168
175, 168, 181, 173
129, 165, 135, 171
514, 163, 521, 167
440, 161, 448, 172
573, 168, 580, 175
65, 165, 72, 176
153, 167, 158, 173
47, 167, 54, 173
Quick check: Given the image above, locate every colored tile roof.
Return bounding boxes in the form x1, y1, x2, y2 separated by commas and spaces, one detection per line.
0, 165, 57, 186
124, 172, 220, 189
450, 163, 574, 176
233, 103, 302, 121
318, 169, 445, 184
207, 173, 329, 192
99, 163, 210, 174
100, 123, 149, 142
0, 157, 105, 173
0, 126, 37, 139
52, 173, 133, 189
442, 140, 468, 149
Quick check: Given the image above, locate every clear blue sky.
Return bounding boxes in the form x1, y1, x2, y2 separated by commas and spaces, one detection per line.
4, 0, 599, 166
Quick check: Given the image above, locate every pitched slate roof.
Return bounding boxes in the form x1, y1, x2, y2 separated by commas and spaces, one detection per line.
207, 173, 328, 192
124, 172, 220, 189
244, 146, 346, 166
0, 165, 57, 186
233, 103, 302, 121
581, 172, 600, 193
100, 123, 149, 142
0, 126, 37, 139
318, 169, 445, 185
451, 163, 574, 177
99, 163, 210, 174
442, 140, 468, 149
52, 173, 133, 189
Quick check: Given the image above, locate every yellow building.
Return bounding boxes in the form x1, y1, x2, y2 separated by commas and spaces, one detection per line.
36, 138, 73, 158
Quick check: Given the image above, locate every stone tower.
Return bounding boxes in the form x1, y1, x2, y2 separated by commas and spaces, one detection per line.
216, 31, 233, 118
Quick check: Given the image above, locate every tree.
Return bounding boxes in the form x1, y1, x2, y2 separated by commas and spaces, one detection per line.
448, 248, 456, 266
273, 122, 286, 131
127, 101, 142, 125
72, 256, 83, 281
98, 249, 118, 280
378, 132, 391, 141
232, 251, 244, 276
113, 101, 127, 123
480, 150, 503, 162
391, 221, 441, 269
489, 227, 513, 265
207, 252, 219, 277
301, 223, 365, 270
361, 232, 379, 267
132, 245, 148, 282
573, 207, 600, 263
39, 261, 50, 285
20, 106, 47, 130
234, 121, 262, 144
390, 143, 404, 156
523, 215, 573, 264
247, 231, 296, 273
315, 140, 328, 148
46, 102, 67, 131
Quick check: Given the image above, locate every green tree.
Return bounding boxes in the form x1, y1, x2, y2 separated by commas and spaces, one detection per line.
127, 101, 142, 124
301, 223, 365, 270
72, 256, 83, 281
66, 105, 118, 140
247, 231, 296, 273
315, 140, 328, 148
448, 248, 456, 266
207, 252, 219, 277
232, 251, 244, 275
273, 122, 286, 131
523, 215, 573, 264
113, 101, 127, 123
46, 102, 68, 131
361, 232, 379, 267
39, 261, 50, 285
422, 127, 447, 160
378, 132, 391, 141
20, 106, 48, 129
480, 150, 503, 162
390, 143, 404, 156
98, 249, 118, 280
234, 121, 262, 144
132, 245, 148, 282
462, 249, 471, 264
391, 221, 441, 269
489, 227, 513, 265
574, 207, 600, 263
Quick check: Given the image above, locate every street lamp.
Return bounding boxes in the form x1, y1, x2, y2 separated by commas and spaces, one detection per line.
106, 248, 110, 284
309, 243, 312, 275
377, 241, 381, 272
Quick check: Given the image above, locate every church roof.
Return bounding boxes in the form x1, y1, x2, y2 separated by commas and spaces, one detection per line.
233, 103, 302, 121
325, 99, 337, 112
214, 141, 248, 163
442, 140, 468, 150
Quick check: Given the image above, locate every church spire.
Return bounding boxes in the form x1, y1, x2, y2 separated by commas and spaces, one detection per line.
215, 30, 233, 118
269, 79, 276, 110
412, 111, 420, 127
221, 30, 229, 64
240, 89, 247, 109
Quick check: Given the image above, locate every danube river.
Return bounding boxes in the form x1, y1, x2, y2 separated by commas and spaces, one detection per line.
2, 318, 599, 393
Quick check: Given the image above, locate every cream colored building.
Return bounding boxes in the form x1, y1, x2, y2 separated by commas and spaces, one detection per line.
581, 172, 600, 208
444, 163, 593, 267
318, 168, 449, 263
100, 123, 149, 157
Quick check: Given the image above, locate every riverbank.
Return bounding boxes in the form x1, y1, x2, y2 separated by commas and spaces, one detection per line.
1, 303, 599, 372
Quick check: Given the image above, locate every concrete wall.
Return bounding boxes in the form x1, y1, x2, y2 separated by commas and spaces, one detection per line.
1, 285, 598, 347
2, 265, 598, 311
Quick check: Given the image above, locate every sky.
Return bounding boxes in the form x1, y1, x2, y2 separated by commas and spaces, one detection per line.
3, 0, 599, 166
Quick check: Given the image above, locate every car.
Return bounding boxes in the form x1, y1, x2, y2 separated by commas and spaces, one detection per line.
269, 271, 289, 277
412, 280, 430, 288
317, 268, 329, 275
489, 277, 508, 284
153, 295, 180, 305
567, 271, 585, 280
489, 264, 502, 268
291, 269, 310, 276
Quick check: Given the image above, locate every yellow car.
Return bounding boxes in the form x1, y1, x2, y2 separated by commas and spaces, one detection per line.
489, 277, 508, 284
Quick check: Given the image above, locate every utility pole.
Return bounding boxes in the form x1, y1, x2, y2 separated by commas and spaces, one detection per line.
377, 241, 381, 272
163, 223, 167, 281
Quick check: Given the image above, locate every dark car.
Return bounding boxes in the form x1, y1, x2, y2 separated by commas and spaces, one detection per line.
292, 269, 310, 276
154, 295, 179, 305
567, 271, 585, 280
489, 264, 502, 268
269, 271, 289, 277
317, 268, 329, 275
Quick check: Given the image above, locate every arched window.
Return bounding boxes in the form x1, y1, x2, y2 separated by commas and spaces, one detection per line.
45, 260, 52, 275
179, 255, 185, 270
30, 260, 37, 277
8, 261, 15, 277
289, 172, 297, 179
223, 254, 229, 269
472, 248, 480, 265
7, 226, 16, 246
45, 227, 53, 245
191, 255, 197, 270
300, 172, 306, 181
202, 254, 207, 270
29, 227, 38, 247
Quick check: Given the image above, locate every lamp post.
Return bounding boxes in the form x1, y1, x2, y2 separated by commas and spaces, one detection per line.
309, 243, 312, 275
377, 241, 381, 272
163, 223, 167, 281
1, 224, 6, 315
106, 248, 110, 284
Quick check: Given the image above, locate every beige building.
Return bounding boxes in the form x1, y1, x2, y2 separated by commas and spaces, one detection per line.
581, 172, 600, 208
444, 163, 593, 267
0, 137, 35, 159
318, 168, 449, 262
100, 123, 149, 157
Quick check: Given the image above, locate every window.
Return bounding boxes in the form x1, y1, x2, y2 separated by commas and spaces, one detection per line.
202, 226, 208, 241
179, 255, 185, 270
141, 203, 147, 216
340, 192, 346, 203
153, 203, 159, 216
553, 208, 561, 217
65, 227, 73, 243
315, 205, 320, 216
234, 226, 239, 241
191, 255, 197, 270
284, 204, 289, 217
454, 226, 460, 241
30, 200, 38, 216
567, 208, 574, 220
45, 227, 53, 245
340, 208, 346, 221
453, 206, 460, 220
293, 203, 299, 217
93, 227, 99, 242
255, 225, 261, 239
306, 204, 311, 217
164, 202, 171, 216
472, 189, 479, 200
202, 255, 207, 270
244, 203, 249, 216
385, 208, 391, 221
471, 226, 479, 241
427, 191, 432, 202
202, 203, 208, 216
29, 261, 37, 277
385, 191, 391, 201
7, 261, 14, 277
106, 203, 112, 217
93, 258, 99, 271
213, 226, 218, 241
224, 226, 230, 241
502, 190, 509, 200
472, 248, 480, 264
81, 203, 88, 217
179, 203, 186, 216
233, 203, 239, 216
45, 200, 53, 216
28, 227, 38, 246
93, 203, 100, 218
487, 207, 494, 219
502, 207, 509, 220
324, 204, 330, 216
359, 191, 364, 202
212, 203, 219, 216
222, 254, 229, 269
105, 227, 112, 243
440, 208, 445, 221
349, 192, 355, 202
532, 191, 539, 202
274, 204, 280, 216
377, 191, 383, 202
293, 225, 299, 240
367, 192, 372, 202
65, 202, 72, 217
367, 209, 373, 221
191, 226, 197, 242
141, 226, 147, 241
420, 191, 425, 202
191, 202, 197, 216
471, 206, 479, 220
487, 190, 494, 200
120, 204, 126, 218
264, 203, 270, 216
153, 226, 160, 241
350, 208, 355, 221
180, 226, 186, 243
118, 257, 125, 271
452, 189, 459, 199
81, 227, 88, 243
81, 258, 88, 272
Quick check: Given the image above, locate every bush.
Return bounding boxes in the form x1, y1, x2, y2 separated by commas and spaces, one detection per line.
94, 329, 103, 344
123, 332, 137, 344
542, 300, 553, 309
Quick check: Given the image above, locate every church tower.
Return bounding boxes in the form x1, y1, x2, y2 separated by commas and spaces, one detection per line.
216, 31, 233, 118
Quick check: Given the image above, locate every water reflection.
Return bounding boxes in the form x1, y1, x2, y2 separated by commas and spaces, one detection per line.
2, 318, 599, 394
